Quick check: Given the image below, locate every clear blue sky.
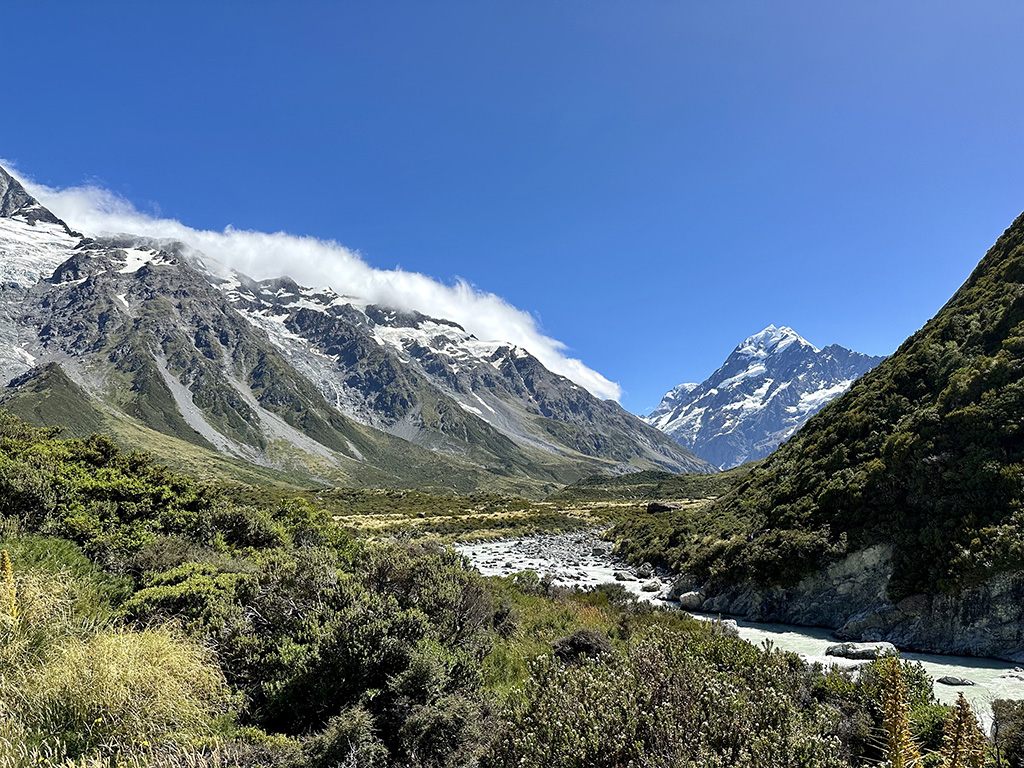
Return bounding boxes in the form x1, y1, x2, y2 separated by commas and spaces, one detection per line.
5, 2, 1023, 413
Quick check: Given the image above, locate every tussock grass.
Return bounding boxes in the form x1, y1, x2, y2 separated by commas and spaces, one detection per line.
0, 559, 233, 766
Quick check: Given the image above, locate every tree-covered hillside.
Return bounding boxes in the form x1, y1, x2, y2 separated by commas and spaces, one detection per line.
664, 212, 1024, 599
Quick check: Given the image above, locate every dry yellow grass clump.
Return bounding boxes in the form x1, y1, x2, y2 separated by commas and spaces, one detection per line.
0, 557, 232, 767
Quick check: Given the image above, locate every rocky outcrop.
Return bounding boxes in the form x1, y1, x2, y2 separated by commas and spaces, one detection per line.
646, 501, 680, 513
677, 590, 704, 610
674, 545, 1024, 662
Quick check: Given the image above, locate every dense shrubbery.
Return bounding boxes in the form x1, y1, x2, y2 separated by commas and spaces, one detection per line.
485, 626, 848, 768
0, 411, 1000, 767
993, 699, 1024, 766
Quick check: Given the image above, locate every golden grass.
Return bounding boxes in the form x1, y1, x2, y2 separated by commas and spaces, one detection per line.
0, 565, 232, 766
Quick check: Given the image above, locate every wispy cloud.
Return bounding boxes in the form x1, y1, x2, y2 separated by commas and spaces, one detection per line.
4, 162, 621, 401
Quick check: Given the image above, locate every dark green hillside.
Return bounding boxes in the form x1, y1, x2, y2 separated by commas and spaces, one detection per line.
671, 212, 1024, 598
0, 363, 106, 438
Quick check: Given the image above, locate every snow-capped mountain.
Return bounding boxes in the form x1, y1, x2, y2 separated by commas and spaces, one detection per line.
0, 164, 711, 494
645, 325, 884, 469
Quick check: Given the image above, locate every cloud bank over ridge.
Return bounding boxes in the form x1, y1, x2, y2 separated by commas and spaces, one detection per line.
6, 163, 622, 401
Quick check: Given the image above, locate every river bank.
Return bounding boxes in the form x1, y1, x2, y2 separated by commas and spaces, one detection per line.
456, 530, 1024, 721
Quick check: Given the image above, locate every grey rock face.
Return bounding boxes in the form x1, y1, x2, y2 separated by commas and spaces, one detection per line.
206, 260, 713, 477
646, 326, 884, 469
690, 545, 1024, 661
0, 167, 74, 232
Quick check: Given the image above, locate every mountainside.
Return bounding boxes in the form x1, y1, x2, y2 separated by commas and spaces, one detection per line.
643, 212, 1024, 658
645, 325, 883, 468
0, 165, 710, 494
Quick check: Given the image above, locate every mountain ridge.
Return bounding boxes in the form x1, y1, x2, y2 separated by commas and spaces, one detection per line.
0, 164, 712, 494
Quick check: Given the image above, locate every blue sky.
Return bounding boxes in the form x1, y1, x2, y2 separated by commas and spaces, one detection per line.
5, 2, 1024, 412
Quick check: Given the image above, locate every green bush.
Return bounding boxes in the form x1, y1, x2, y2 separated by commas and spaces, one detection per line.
484, 627, 848, 768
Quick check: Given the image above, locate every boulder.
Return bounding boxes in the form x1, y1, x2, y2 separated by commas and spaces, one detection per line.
614, 571, 635, 582
553, 629, 613, 663
678, 590, 704, 610
826, 641, 897, 660
637, 562, 655, 579
937, 676, 976, 686
646, 501, 680, 513
641, 580, 661, 592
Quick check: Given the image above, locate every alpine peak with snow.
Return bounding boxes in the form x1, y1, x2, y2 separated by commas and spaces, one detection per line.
0, 163, 712, 495
645, 324, 884, 469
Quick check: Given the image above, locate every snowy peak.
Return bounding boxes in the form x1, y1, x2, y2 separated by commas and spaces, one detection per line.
645, 327, 884, 469
0, 165, 71, 232
0, 167, 81, 290
734, 324, 818, 358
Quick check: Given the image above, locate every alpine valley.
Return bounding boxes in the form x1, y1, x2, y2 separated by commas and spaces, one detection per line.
4, 158, 1024, 767
0, 165, 711, 497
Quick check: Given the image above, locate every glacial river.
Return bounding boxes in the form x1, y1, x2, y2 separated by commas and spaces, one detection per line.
457, 531, 1024, 723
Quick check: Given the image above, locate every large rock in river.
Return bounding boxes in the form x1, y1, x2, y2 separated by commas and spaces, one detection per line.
826, 641, 897, 660
678, 590, 704, 610
936, 676, 976, 686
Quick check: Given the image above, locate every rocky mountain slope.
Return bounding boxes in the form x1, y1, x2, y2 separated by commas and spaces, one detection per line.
653, 212, 1024, 659
0, 165, 710, 494
646, 326, 884, 468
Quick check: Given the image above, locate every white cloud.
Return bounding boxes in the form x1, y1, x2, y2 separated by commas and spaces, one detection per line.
4, 162, 622, 401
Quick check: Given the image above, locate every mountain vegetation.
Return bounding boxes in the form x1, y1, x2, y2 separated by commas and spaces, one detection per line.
1, 410, 1012, 767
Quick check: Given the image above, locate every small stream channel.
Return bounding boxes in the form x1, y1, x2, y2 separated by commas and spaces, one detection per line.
456, 530, 1024, 723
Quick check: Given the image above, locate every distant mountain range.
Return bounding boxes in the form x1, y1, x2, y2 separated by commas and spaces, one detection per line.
645, 325, 884, 469
0, 164, 711, 495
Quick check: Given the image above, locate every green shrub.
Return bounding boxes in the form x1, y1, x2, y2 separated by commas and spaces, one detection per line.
483, 626, 847, 768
